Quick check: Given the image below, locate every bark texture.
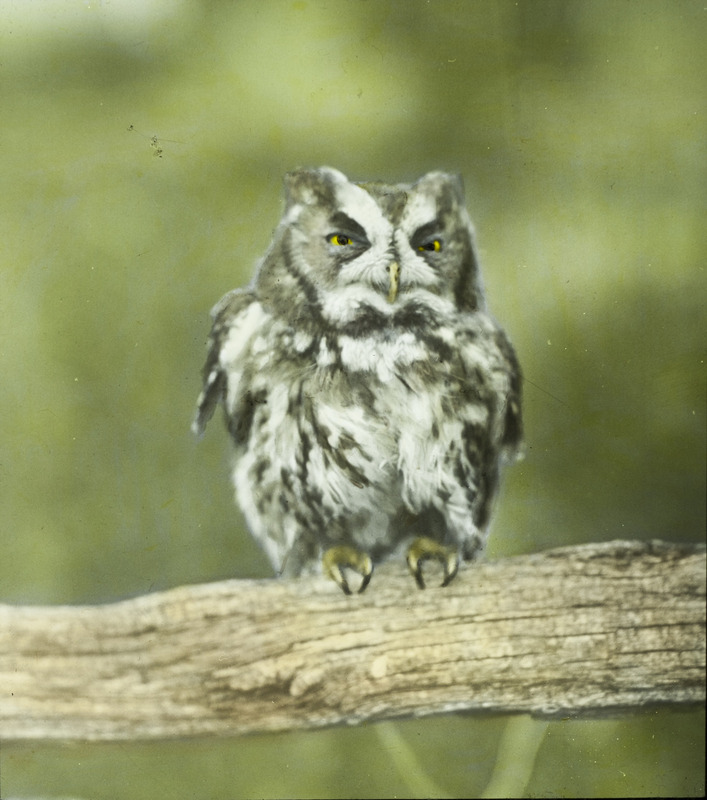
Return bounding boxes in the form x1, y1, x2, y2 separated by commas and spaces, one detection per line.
1, 539, 704, 741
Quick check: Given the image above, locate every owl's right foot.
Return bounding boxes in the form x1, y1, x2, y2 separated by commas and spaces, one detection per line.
322, 546, 374, 595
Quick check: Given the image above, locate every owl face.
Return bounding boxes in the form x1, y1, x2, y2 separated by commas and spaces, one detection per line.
256, 167, 483, 329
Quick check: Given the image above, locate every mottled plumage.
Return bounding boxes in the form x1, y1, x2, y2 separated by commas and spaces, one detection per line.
194, 167, 522, 592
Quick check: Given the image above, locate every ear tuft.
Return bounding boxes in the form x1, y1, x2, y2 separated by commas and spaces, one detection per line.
284, 167, 348, 208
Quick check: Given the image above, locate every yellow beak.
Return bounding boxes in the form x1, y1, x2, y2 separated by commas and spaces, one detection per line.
387, 261, 400, 304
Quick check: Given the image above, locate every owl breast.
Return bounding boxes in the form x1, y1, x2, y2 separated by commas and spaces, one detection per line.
225, 294, 501, 577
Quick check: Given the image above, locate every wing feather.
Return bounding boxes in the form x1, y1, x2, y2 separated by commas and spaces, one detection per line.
192, 289, 260, 437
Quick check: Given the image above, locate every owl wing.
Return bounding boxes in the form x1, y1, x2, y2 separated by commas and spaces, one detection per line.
192, 288, 260, 438
457, 315, 523, 463
493, 326, 524, 460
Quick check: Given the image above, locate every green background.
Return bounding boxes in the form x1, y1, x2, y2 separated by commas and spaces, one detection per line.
1, 0, 704, 797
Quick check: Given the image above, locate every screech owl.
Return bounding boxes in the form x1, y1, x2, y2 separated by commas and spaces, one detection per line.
194, 167, 522, 594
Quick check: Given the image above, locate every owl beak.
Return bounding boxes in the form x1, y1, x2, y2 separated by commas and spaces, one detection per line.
387, 261, 400, 303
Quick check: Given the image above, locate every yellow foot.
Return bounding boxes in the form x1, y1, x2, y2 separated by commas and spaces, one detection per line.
406, 537, 459, 589
322, 546, 374, 595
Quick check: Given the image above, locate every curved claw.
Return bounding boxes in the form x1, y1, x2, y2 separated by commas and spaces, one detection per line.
406, 537, 459, 589
322, 546, 374, 595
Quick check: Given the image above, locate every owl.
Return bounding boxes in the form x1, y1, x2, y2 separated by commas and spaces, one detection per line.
194, 167, 522, 594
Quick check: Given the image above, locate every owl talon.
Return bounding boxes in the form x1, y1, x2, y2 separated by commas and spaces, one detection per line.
322, 546, 374, 595
406, 537, 459, 589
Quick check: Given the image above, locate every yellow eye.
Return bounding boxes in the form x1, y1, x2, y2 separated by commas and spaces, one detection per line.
418, 239, 441, 253
329, 234, 354, 246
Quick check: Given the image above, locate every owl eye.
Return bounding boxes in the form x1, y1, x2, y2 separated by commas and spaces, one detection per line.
418, 238, 442, 253
329, 233, 355, 247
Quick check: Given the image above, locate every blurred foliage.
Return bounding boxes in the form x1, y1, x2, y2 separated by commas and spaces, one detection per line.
0, 0, 704, 797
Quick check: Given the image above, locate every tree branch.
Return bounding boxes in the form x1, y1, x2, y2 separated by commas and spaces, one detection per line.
1, 540, 704, 741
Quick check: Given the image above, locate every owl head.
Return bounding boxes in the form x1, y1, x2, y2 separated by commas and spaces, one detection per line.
255, 167, 484, 329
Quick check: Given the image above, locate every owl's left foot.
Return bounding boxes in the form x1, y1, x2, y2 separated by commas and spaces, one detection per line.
322, 546, 374, 595
406, 537, 459, 589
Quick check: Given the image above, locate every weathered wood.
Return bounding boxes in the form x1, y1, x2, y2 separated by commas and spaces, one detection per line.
0, 539, 704, 741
